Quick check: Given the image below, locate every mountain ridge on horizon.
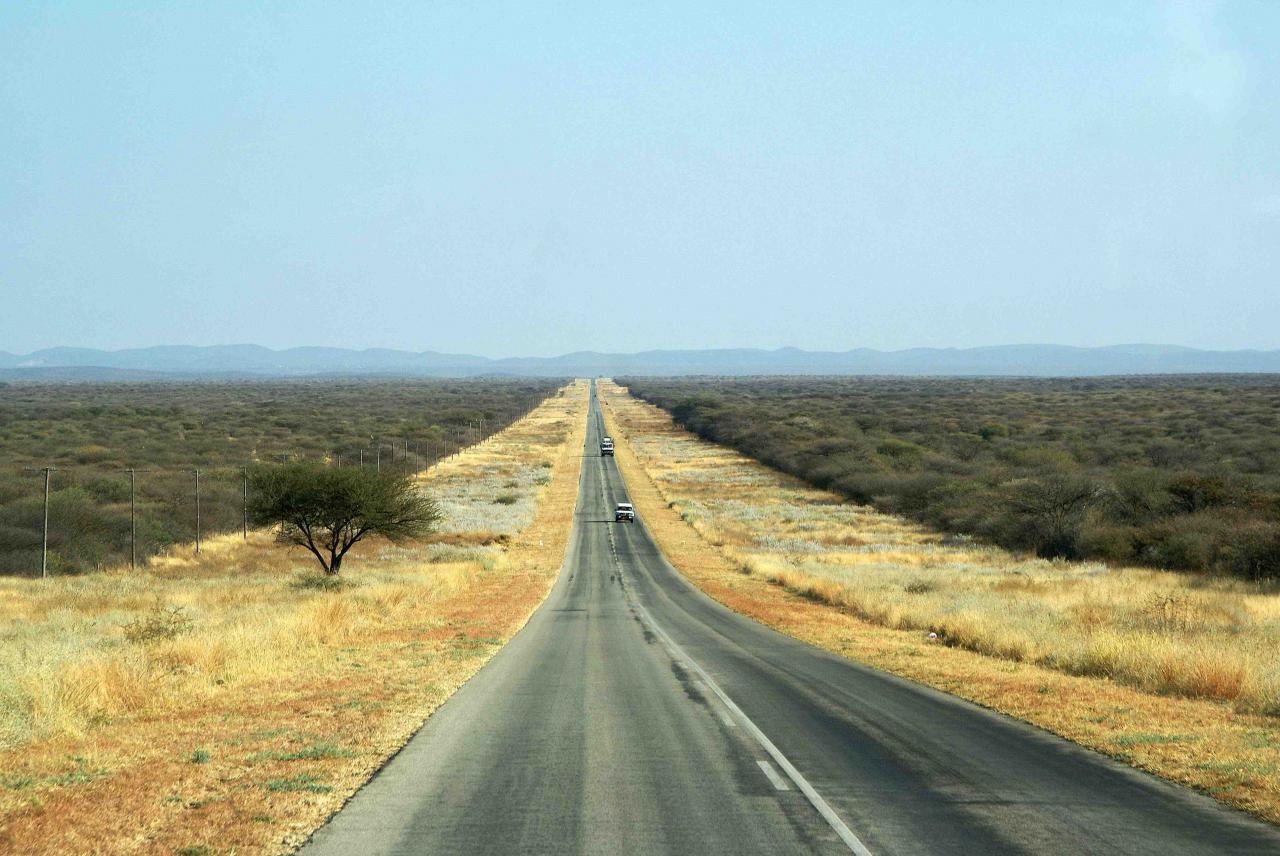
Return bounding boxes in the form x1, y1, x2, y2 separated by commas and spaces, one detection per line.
2, 343, 1279, 379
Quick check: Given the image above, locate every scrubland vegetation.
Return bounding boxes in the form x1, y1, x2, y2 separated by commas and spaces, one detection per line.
622, 375, 1280, 580
0, 381, 587, 854
599, 380, 1280, 820
0, 378, 560, 575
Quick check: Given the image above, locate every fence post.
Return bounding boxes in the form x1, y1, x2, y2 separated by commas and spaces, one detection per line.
128, 468, 137, 569
242, 466, 249, 540
194, 469, 201, 554
41, 467, 53, 579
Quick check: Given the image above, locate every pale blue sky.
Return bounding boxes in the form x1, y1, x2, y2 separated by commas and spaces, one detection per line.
2, 1, 1277, 356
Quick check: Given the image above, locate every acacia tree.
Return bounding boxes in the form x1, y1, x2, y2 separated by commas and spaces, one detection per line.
1005, 474, 1101, 559
248, 462, 440, 574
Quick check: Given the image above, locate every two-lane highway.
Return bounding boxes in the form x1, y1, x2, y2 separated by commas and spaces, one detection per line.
301, 384, 1280, 854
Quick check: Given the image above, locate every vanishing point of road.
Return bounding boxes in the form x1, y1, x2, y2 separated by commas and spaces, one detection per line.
301, 383, 1280, 855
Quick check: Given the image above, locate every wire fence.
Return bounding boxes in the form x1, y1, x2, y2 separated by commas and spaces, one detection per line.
1, 413, 528, 578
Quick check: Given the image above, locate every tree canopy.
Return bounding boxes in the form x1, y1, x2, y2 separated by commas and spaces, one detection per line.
249, 462, 440, 574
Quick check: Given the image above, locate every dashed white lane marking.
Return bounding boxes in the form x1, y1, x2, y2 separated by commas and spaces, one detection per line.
629, 590, 874, 856
593, 403, 873, 855
757, 759, 791, 791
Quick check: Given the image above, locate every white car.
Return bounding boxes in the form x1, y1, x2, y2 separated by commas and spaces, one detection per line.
614, 502, 635, 522
601, 437, 615, 456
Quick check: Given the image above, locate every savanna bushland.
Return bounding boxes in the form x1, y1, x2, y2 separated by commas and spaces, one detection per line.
621, 375, 1280, 581
0, 378, 561, 575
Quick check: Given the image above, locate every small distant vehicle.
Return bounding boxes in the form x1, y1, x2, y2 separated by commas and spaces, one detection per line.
614, 502, 635, 522
600, 437, 615, 456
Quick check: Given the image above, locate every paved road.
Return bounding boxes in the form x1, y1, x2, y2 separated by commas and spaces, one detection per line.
301, 384, 1280, 855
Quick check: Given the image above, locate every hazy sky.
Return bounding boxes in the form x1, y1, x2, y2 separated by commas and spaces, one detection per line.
2, 1, 1277, 357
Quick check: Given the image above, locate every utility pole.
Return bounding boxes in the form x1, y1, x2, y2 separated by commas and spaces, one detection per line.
336, 452, 342, 469
359, 449, 364, 468
41, 467, 54, 579
376, 446, 381, 473
242, 466, 249, 540
194, 469, 201, 555
127, 468, 137, 569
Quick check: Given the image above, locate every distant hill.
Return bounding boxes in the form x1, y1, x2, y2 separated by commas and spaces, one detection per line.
2, 343, 1279, 380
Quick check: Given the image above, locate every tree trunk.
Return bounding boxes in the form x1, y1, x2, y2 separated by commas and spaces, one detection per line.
328, 553, 342, 574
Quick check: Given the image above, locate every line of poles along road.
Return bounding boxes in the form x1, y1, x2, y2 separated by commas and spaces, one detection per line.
23, 415, 515, 579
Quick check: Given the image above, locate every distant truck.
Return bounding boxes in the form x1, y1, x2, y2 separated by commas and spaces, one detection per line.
600, 437, 615, 456
615, 502, 635, 522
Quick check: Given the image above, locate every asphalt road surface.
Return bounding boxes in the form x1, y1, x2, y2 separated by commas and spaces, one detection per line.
300, 384, 1280, 855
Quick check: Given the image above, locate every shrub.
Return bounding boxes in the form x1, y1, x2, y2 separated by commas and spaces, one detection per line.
122, 603, 194, 643
290, 573, 354, 592
1216, 523, 1280, 581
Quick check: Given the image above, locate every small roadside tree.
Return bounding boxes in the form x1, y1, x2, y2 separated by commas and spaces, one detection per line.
248, 462, 440, 574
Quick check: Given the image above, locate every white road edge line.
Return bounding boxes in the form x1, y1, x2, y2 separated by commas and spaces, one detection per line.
757, 760, 791, 791
632, 597, 874, 856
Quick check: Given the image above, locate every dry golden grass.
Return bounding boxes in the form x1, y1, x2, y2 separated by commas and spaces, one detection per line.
598, 379, 1280, 824
0, 380, 589, 855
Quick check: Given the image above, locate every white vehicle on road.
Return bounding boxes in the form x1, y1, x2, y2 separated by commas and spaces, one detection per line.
600, 437, 615, 456
614, 502, 634, 522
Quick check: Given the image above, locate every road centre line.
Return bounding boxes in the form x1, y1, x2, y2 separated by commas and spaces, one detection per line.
627, 593, 872, 855
593, 405, 872, 854
757, 760, 791, 791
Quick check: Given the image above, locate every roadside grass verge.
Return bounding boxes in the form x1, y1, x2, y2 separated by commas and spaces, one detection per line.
0, 380, 588, 855
598, 379, 1280, 824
